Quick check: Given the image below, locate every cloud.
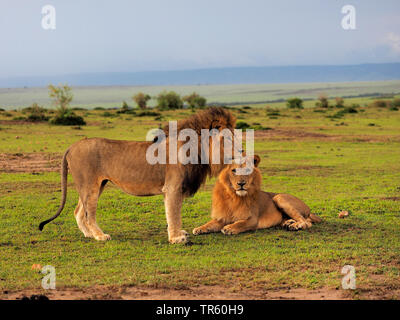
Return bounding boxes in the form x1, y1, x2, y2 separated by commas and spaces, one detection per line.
384, 32, 400, 55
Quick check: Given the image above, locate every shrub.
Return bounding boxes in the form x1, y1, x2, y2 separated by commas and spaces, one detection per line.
335, 97, 345, 108
328, 107, 358, 119
317, 94, 329, 108
182, 92, 207, 110
48, 84, 73, 113
50, 109, 86, 125
157, 91, 183, 109
117, 101, 135, 114
94, 107, 105, 110
369, 100, 391, 108
25, 103, 49, 122
133, 92, 151, 109
135, 111, 161, 117
236, 121, 251, 129
48, 84, 86, 126
286, 98, 303, 109
392, 98, 400, 107
102, 111, 117, 117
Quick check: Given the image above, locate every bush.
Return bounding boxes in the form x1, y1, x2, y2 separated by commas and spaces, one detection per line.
48, 84, 86, 125
316, 94, 329, 108
236, 121, 251, 129
23, 103, 49, 122
286, 98, 303, 109
369, 100, 391, 108
182, 92, 207, 110
157, 91, 183, 109
392, 98, 400, 107
328, 107, 358, 119
94, 107, 105, 110
335, 97, 345, 108
50, 109, 86, 125
135, 111, 161, 117
117, 101, 136, 114
133, 92, 151, 109
102, 111, 117, 117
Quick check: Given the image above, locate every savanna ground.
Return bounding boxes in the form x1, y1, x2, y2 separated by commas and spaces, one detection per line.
0, 91, 400, 300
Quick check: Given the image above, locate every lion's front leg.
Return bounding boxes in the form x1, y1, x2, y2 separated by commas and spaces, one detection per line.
164, 188, 189, 244
221, 217, 258, 235
193, 219, 225, 235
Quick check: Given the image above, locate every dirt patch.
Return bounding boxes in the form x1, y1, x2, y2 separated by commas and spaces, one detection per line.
254, 128, 330, 140
0, 153, 62, 173
381, 197, 400, 201
253, 128, 400, 142
1, 285, 398, 300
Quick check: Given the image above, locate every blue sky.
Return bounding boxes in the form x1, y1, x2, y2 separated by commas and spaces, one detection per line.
1, 0, 400, 77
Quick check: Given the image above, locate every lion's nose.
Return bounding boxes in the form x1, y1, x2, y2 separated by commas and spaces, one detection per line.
237, 181, 246, 187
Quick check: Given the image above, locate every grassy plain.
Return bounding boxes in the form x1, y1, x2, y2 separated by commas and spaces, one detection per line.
1, 80, 400, 110
0, 99, 399, 299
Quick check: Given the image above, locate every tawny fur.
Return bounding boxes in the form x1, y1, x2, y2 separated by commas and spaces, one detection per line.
39, 107, 236, 244
193, 155, 321, 236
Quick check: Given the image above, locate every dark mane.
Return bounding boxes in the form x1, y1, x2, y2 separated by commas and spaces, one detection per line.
164, 107, 236, 197
163, 107, 236, 137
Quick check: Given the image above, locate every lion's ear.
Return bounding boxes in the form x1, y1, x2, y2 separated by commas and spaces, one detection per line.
254, 155, 261, 167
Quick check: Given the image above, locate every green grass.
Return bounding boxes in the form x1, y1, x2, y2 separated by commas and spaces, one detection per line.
1, 80, 400, 110
0, 102, 399, 295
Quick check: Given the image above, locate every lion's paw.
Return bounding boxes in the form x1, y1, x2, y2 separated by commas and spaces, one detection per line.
282, 219, 296, 229
192, 227, 207, 235
287, 220, 311, 231
221, 225, 239, 235
169, 230, 189, 244
94, 233, 111, 241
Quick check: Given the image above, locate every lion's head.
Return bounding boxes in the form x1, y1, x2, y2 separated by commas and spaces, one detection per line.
218, 155, 261, 197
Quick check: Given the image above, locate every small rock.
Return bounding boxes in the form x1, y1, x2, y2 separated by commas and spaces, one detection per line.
339, 211, 349, 219
31, 264, 42, 270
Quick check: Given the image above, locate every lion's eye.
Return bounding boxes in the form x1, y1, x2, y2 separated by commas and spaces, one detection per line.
231, 169, 236, 173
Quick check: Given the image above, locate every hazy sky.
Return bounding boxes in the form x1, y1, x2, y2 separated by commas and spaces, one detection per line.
1, 0, 400, 78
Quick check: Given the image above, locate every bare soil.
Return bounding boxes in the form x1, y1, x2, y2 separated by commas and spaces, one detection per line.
253, 128, 400, 142
1, 285, 398, 300
0, 153, 62, 173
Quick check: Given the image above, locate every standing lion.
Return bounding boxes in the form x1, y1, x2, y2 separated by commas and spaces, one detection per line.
39, 107, 236, 244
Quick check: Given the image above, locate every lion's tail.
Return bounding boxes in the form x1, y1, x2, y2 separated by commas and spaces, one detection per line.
308, 213, 322, 223
39, 149, 69, 231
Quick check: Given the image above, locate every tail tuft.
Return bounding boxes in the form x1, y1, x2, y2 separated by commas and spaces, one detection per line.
38, 221, 46, 231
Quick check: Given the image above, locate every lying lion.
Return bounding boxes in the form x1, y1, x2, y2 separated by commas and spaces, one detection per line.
193, 155, 321, 236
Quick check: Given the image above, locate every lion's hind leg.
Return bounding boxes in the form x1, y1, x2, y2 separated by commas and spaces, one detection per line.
80, 182, 111, 241
273, 194, 312, 231
74, 198, 93, 238
193, 219, 225, 235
